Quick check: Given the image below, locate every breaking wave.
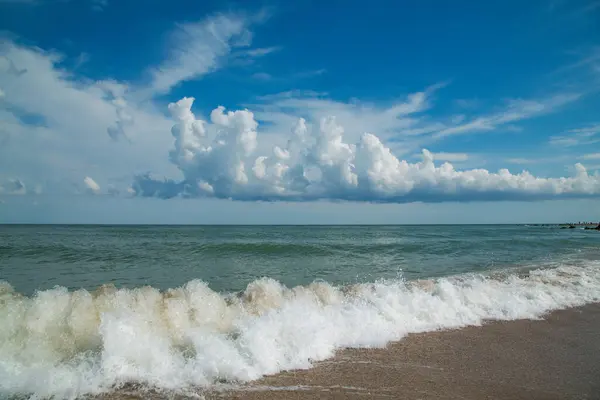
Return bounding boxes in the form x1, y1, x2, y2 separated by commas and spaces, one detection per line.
1, 262, 599, 399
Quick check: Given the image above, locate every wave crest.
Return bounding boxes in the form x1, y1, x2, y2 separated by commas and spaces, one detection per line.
1, 263, 599, 398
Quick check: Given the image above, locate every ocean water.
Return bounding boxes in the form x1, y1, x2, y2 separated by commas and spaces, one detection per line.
0, 224, 599, 399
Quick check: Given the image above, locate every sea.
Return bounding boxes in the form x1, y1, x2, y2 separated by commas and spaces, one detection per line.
0, 224, 599, 399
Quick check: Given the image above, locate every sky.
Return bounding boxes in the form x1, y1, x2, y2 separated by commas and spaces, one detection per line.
0, 0, 599, 224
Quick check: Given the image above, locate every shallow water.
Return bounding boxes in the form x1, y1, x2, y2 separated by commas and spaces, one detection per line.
1, 224, 599, 294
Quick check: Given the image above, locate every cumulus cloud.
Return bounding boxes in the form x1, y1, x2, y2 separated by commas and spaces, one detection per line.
131, 97, 600, 203
83, 176, 101, 194
107, 96, 134, 141
0, 21, 594, 206
246, 85, 444, 155
0, 10, 272, 196
425, 152, 469, 162
246, 86, 584, 161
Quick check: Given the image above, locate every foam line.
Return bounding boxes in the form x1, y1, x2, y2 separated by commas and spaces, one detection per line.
1, 263, 599, 398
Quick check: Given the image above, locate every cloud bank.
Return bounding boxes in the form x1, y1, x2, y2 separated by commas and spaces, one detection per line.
131, 98, 600, 203
0, 12, 270, 195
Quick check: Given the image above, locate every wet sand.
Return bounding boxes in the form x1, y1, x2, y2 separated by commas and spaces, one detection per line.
96, 304, 600, 400
206, 303, 600, 400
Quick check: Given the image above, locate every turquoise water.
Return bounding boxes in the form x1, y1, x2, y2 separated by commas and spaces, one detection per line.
1, 224, 599, 399
1, 224, 598, 294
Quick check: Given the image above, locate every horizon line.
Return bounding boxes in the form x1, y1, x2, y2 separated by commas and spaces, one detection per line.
1, 223, 597, 227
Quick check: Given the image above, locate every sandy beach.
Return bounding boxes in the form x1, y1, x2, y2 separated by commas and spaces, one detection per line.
201, 303, 600, 400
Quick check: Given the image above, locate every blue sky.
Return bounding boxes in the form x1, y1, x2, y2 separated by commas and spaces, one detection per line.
0, 0, 599, 224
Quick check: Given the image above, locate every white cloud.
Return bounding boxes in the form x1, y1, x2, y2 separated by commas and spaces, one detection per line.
246, 85, 443, 156
73, 53, 90, 69
430, 152, 469, 162
550, 123, 600, 147
83, 176, 100, 194
0, 10, 276, 196
147, 13, 253, 95
0, 21, 593, 207
582, 153, 600, 160
249, 68, 326, 83
586, 164, 600, 172
568, 124, 600, 135
247, 87, 583, 159
106, 96, 134, 141
549, 136, 580, 147
434, 94, 581, 138
0, 40, 179, 193
553, 49, 600, 74
242, 46, 282, 57
131, 97, 600, 202
505, 155, 572, 166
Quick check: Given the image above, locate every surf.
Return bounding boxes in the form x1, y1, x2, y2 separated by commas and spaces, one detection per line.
1, 262, 599, 399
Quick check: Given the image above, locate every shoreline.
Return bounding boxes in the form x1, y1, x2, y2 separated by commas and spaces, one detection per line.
95, 303, 600, 400
205, 304, 600, 400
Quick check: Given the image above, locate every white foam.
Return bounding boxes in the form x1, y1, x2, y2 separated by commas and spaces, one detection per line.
1, 263, 599, 399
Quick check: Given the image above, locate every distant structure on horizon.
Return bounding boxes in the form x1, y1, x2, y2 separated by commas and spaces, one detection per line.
559, 222, 600, 230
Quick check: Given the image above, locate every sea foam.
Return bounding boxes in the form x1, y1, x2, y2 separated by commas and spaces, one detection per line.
1, 262, 599, 399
